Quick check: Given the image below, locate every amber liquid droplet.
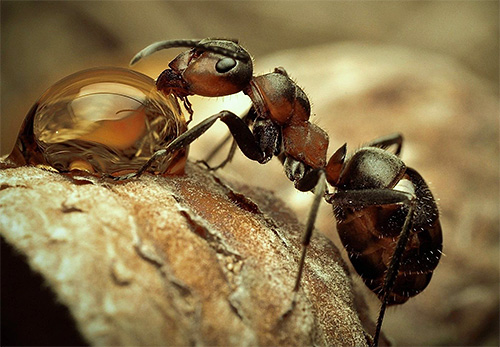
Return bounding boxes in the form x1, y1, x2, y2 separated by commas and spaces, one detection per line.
10, 67, 187, 176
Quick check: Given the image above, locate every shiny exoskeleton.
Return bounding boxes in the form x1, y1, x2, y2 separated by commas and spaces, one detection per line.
322, 137, 442, 345
116, 39, 442, 346
330, 157, 442, 306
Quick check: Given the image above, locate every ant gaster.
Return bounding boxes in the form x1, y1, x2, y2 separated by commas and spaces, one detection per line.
118, 38, 443, 346
323, 136, 442, 345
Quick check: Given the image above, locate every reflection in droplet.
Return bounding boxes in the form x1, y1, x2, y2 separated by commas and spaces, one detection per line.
9, 67, 188, 176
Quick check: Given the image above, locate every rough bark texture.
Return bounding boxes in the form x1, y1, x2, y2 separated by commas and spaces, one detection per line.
0, 160, 372, 346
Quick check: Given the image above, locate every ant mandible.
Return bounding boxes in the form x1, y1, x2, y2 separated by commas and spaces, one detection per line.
116, 38, 442, 346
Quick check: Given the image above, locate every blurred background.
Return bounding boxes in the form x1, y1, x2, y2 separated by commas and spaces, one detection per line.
1, 1, 499, 346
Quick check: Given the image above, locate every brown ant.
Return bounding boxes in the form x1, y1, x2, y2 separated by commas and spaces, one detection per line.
116, 38, 443, 346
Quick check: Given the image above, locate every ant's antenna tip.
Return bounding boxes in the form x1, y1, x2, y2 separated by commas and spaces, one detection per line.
129, 41, 167, 66
129, 53, 142, 66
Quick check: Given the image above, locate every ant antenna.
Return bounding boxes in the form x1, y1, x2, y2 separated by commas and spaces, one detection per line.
130, 39, 250, 66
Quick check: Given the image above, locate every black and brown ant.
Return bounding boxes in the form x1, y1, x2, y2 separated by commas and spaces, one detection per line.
116, 38, 443, 346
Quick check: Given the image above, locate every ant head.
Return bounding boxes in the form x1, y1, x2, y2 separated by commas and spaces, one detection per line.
131, 39, 253, 97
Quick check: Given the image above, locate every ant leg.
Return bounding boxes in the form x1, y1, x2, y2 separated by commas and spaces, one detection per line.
366, 133, 403, 156
203, 140, 238, 171
373, 201, 415, 347
279, 169, 326, 321
181, 96, 194, 124
330, 188, 412, 207
204, 133, 234, 163
293, 170, 326, 293
113, 111, 230, 180
196, 133, 234, 170
328, 189, 414, 347
201, 108, 257, 170
114, 110, 266, 181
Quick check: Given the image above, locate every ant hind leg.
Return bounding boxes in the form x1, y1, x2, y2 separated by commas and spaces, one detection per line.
366, 133, 403, 156
373, 200, 415, 347
329, 188, 415, 347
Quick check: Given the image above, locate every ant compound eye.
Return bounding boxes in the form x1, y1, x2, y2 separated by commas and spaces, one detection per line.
12, 67, 187, 175
216, 57, 237, 73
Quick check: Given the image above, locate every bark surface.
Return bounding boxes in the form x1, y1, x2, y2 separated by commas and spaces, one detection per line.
0, 160, 371, 346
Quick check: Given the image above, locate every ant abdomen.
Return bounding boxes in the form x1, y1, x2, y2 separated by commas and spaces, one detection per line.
333, 163, 442, 305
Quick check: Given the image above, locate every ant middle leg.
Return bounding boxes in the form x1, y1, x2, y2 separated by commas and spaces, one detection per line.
282, 157, 330, 294
199, 138, 238, 171
293, 169, 327, 293
277, 166, 326, 320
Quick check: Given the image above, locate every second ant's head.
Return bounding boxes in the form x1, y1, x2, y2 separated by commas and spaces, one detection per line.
131, 38, 253, 97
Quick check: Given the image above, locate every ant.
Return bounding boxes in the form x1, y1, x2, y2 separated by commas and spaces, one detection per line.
116, 38, 443, 346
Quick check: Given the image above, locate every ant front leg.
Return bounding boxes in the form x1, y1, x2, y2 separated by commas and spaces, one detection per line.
201, 108, 258, 171
202, 139, 239, 171
114, 110, 273, 181
202, 133, 234, 167
113, 111, 232, 180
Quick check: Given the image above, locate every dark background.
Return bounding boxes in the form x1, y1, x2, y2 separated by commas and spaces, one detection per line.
1, 2, 499, 346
